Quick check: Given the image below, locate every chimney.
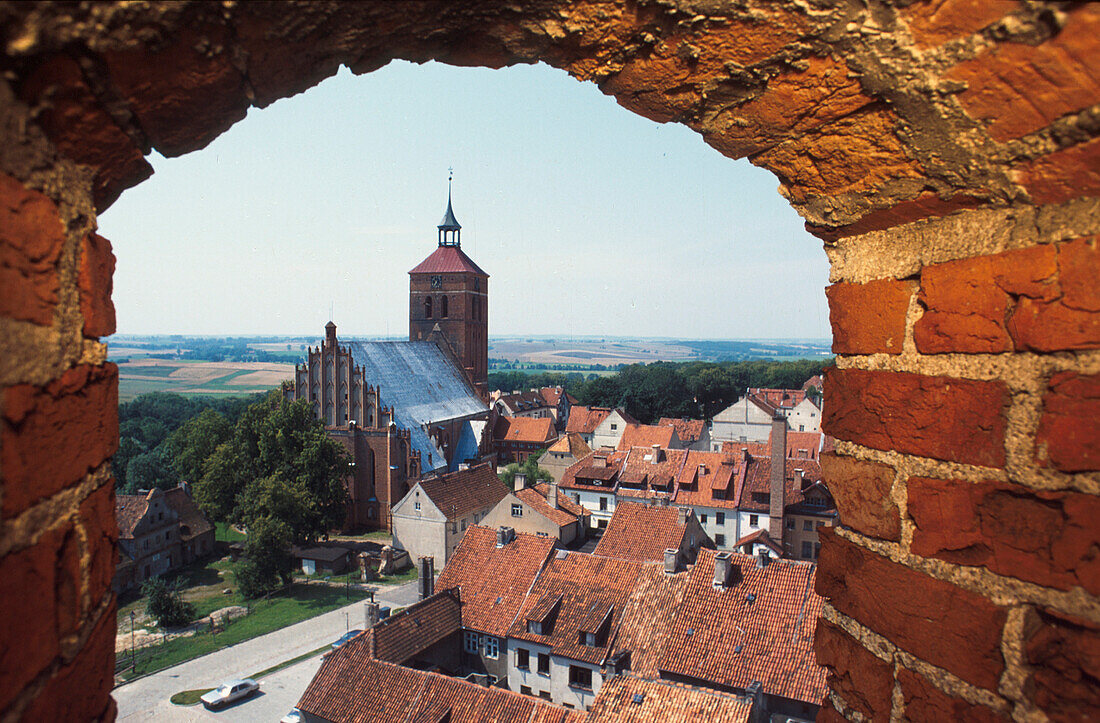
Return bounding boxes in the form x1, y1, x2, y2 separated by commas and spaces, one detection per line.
496, 526, 515, 547
795, 468, 806, 490
651, 444, 661, 464
757, 548, 771, 569
364, 601, 381, 628
548, 481, 559, 509
769, 414, 786, 546
514, 472, 528, 490
677, 507, 689, 526
663, 548, 677, 575
713, 551, 732, 589
417, 556, 435, 600
746, 681, 765, 723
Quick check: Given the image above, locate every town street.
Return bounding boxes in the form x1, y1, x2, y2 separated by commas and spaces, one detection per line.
114, 581, 420, 722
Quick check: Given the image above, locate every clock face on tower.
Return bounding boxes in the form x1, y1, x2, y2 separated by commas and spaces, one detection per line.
431, 275, 442, 289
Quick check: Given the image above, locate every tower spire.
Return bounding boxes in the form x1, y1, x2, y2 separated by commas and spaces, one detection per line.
437, 168, 461, 247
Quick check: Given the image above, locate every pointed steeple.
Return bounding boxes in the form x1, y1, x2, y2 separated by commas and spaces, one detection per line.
437, 169, 461, 247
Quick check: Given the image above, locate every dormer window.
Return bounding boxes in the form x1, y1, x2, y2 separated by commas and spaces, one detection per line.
528, 620, 543, 635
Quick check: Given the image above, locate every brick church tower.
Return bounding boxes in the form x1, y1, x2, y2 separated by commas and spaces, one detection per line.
409, 181, 489, 397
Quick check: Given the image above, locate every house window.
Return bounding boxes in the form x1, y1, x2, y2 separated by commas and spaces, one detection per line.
599, 497, 608, 511
516, 647, 530, 670
568, 665, 593, 690
461, 519, 467, 531
815, 543, 821, 558
802, 541, 813, 559
700, 513, 707, 525
538, 653, 550, 675
520, 685, 533, 696
715, 534, 726, 546
748, 515, 758, 527
804, 520, 813, 531
483, 636, 499, 659
414, 501, 421, 511
597, 519, 608, 529
539, 691, 552, 701
716, 512, 725, 525
527, 620, 542, 635
143, 540, 149, 550
610, 423, 617, 431
786, 518, 795, 530
512, 503, 523, 517
799, 424, 805, 431
464, 631, 479, 654
451, 522, 458, 534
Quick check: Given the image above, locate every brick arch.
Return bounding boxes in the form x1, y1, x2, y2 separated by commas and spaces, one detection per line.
1, 2, 1098, 721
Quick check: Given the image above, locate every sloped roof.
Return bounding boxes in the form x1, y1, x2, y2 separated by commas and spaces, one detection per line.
734, 529, 784, 557
658, 548, 826, 705
498, 416, 557, 444
609, 565, 689, 678
584, 675, 753, 723
298, 643, 578, 723
115, 494, 149, 539
672, 450, 743, 510
614, 447, 689, 502
616, 424, 677, 451
496, 390, 550, 414
368, 589, 462, 664
348, 340, 487, 472
436, 526, 557, 637
559, 450, 629, 491
565, 406, 612, 435
738, 457, 827, 513
418, 464, 509, 522
593, 502, 691, 563
546, 432, 591, 458
408, 245, 488, 276
538, 386, 565, 407
658, 417, 707, 444
162, 486, 213, 541
748, 387, 807, 414
515, 483, 588, 528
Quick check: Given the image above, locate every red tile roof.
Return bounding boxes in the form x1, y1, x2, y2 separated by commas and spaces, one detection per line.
436, 526, 556, 637
672, 451, 744, 510
584, 675, 753, 723
162, 485, 213, 541
498, 416, 557, 444
767, 429, 823, 461
419, 463, 510, 522
515, 483, 588, 528
115, 494, 150, 539
593, 502, 691, 563
802, 375, 823, 392
298, 645, 579, 723
616, 424, 677, 450
614, 447, 688, 502
368, 589, 462, 664
546, 432, 591, 458
565, 406, 613, 435
658, 548, 827, 705
748, 388, 807, 412
609, 566, 688, 678
497, 390, 551, 415
408, 245, 488, 276
738, 457, 826, 513
559, 450, 629, 491
658, 417, 707, 445
734, 529, 784, 557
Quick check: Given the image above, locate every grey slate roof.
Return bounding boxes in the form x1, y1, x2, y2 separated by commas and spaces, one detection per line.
348, 341, 486, 472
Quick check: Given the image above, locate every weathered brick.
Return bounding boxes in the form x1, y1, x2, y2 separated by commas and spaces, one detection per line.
807, 191, 984, 242
947, 6, 1100, 141
822, 367, 1008, 468
78, 233, 116, 338
814, 618, 895, 720
21, 600, 116, 723
902, 0, 1021, 48
1, 364, 119, 518
102, 23, 250, 157
18, 55, 152, 210
817, 528, 1007, 690
816, 698, 849, 723
915, 244, 1059, 354
56, 526, 83, 641
0, 527, 63, 712
1035, 371, 1100, 472
1008, 237, 1100, 352
79, 483, 119, 611
819, 452, 900, 541
1024, 607, 1100, 721
897, 667, 1010, 722
1014, 136, 1100, 206
826, 279, 913, 355
908, 477, 1100, 596
0, 172, 64, 326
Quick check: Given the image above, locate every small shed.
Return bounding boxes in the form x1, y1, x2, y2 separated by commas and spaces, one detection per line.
293, 545, 353, 575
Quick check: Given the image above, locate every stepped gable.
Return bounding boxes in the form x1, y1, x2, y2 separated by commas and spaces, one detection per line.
593, 501, 692, 563
436, 526, 557, 637
418, 463, 509, 523
658, 548, 826, 705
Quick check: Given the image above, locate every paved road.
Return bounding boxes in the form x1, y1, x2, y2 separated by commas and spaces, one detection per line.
114, 581, 420, 722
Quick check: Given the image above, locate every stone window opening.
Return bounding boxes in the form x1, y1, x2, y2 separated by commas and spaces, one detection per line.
425, 296, 433, 318
441, 296, 449, 318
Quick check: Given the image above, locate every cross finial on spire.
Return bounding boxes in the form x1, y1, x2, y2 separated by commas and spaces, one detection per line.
437, 168, 461, 246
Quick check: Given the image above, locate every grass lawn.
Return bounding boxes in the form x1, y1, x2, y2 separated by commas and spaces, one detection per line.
118, 583, 369, 682
215, 522, 246, 543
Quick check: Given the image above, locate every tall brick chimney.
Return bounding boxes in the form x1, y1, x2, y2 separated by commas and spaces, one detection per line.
768, 413, 786, 546
417, 556, 435, 600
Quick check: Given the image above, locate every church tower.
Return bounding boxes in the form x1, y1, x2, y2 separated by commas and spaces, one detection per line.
409, 178, 489, 397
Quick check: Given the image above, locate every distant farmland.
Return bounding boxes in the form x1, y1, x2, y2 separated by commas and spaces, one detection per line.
116, 359, 295, 402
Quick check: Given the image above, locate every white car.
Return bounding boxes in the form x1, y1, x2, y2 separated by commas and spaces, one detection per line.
200, 678, 260, 710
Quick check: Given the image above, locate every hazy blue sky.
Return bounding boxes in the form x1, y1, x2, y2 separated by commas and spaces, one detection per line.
99, 60, 830, 340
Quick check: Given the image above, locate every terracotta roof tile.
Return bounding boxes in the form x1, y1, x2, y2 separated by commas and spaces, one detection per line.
593, 502, 690, 563
436, 526, 557, 637
734, 529, 784, 557
559, 450, 628, 491
738, 457, 828, 513
565, 406, 612, 435
767, 428, 823, 461
115, 494, 150, 539
538, 386, 565, 407
610, 566, 688, 678
162, 486, 213, 541
672, 451, 744, 510
616, 424, 677, 450
584, 675, 753, 723
515, 483, 588, 528
498, 416, 557, 444
546, 433, 591, 458
748, 387, 807, 411
657, 548, 826, 705
658, 418, 707, 445
614, 447, 688, 501
369, 589, 462, 664
497, 390, 551, 415
409, 245, 488, 276
419, 463, 510, 522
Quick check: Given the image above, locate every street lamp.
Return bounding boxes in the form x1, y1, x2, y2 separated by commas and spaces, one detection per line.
344, 611, 349, 633
129, 610, 136, 672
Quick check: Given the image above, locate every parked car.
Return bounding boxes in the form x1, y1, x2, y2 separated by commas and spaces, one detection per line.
280, 709, 302, 723
199, 679, 259, 710
331, 629, 364, 649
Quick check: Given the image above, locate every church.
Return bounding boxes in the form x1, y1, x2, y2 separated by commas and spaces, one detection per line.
288, 186, 491, 530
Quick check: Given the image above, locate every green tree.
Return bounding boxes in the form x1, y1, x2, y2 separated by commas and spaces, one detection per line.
167, 408, 231, 484
124, 446, 179, 493
236, 517, 295, 598
142, 576, 194, 628
498, 453, 553, 490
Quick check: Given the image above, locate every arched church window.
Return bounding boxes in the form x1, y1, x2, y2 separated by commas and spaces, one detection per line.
425, 296, 433, 318
473, 297, 479, 320
441, 296, 449, 318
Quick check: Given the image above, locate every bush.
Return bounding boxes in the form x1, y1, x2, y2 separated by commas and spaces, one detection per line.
142, 576, 195, 628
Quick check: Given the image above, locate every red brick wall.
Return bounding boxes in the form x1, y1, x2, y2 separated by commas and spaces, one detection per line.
0, 2, 1097, 721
